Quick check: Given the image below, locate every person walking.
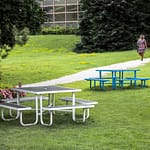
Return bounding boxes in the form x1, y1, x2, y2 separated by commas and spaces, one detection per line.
137, 34, 148, 61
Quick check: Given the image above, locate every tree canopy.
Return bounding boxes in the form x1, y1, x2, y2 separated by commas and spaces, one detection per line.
0, 0, 45, 58
75, 0, 150, 53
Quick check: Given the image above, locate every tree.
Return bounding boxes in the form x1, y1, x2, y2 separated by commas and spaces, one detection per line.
136, 0, 150, 38
75, 0, 150, 53
0, 0, 45, 58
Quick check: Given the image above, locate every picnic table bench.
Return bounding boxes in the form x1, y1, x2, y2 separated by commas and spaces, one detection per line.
0, 101, 37, 126
41, 104, 95, 126
3, 96, 48, 103
123, 77, 150, 88
84, 77, 109, 90
59, 97, 98, 119
59, 97, 98, 105
0, 96, 49, 126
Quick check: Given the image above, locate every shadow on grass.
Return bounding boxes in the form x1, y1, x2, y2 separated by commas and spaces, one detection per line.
0, 110, 94, 129
84, 85, 150, 92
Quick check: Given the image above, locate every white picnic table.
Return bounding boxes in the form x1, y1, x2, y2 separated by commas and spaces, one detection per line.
11, 85, 82, 125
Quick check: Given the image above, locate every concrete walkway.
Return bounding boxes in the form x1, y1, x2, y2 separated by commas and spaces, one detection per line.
23, 58, 150, 87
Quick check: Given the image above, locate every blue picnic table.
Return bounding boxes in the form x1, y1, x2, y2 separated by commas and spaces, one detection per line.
85, 69, 150, 90
95, 69, 140, 89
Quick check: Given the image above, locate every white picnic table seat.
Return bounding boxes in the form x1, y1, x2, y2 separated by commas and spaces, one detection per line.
0, 101, 37, 126
41, 104, 95, 126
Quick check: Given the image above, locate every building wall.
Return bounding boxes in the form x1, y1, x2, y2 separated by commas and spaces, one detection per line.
40, 0, 81, 28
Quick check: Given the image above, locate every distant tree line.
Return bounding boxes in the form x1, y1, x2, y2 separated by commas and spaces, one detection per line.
75, 0, 150, 53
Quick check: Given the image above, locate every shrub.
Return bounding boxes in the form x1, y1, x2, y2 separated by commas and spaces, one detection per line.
41, 26, 79, 35
0, 88, 26, 101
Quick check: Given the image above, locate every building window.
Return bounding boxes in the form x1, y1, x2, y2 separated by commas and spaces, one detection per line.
40, 0, 81, 28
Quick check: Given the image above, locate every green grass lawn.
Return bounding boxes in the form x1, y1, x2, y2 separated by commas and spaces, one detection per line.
0, 35, 150, 150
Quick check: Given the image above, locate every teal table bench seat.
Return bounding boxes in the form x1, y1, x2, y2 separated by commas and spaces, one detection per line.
84, 78, 109, 90
120, 77, 150, 88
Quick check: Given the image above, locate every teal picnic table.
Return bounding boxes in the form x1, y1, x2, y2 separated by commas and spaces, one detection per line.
96, 69, 140, 89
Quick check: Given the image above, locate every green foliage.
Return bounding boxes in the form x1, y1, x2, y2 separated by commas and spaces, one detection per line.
0, 0, 45, 57
16, 0, 45, 34
41, 26, 79, 35
75, 0, 150, 53
0, 49, 8, 59
0, 27, 29, 58
0, 45, 12, 59
136, 0, 150, 33
14, 27, 29, 46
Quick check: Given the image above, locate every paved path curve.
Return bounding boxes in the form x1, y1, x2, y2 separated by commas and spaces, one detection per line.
23, 58, 150, 87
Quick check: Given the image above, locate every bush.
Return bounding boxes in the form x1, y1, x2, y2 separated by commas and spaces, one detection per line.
0, 45, 12, 59
41, 26, 79, 35
0, 88, 26, 101
0, 83, 26, 101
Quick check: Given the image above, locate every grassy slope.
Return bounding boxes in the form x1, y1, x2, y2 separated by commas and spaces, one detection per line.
0, 35, 150, 150
1, 35, 150, 87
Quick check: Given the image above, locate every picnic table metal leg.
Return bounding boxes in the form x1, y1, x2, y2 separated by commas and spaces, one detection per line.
20, 94, 39, 126
16, 92, 20, 118
8, 92, 20, 118
48, 94, 51, 105
90, 80, 92, 89
51, 94, 56, 114
100, 81, 104, 90
85, 109, 89, 119
119, 80, 123, 88
35, 95, 39, 124
99, 81, 102, 90
9, 109, 16, 117
20, 95, 39, 126
83, 109, 86, 122
72, 92, 76, 121
141, 80, 146, 87
4, 92, 20, 120
1, 109, 20, 121
40, 95, 45, 125
143, 80, 146, 87
99, 80, 102, 89
111, 71, 117, 89
134, 80, 136, 88
52, 94, 55, 106
120, 71, 124, 88
112, 77, 116, 89
40, 95, 53, 126
94, 80, 96, 88
134, 71, 137, 88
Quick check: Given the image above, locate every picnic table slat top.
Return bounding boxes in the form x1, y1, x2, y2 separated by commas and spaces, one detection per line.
96, 69, 140, 72
12, 85, 81, 94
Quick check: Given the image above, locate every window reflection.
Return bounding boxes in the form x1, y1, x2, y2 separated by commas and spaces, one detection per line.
66, 13, 77, 21
66, 0, 77, 4
55, 6, 65, 12
43, 7, 53, 13
66, 5, 77, 12
41, 0, 81, 27
43, 0, 53, 5
54, 0, 65, 4
55, 14, 65, 21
